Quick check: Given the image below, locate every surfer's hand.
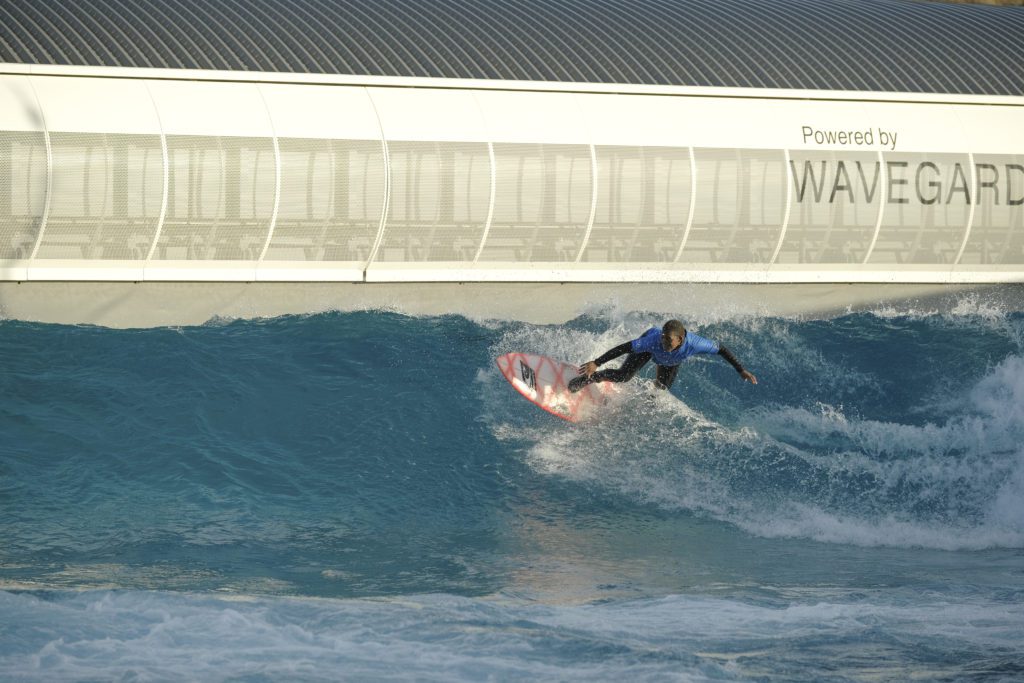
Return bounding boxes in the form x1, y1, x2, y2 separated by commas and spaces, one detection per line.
740, 370, 758, 384
579, 361, 598, 378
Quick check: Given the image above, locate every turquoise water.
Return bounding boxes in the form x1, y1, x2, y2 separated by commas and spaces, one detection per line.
1, 299, 1023, 681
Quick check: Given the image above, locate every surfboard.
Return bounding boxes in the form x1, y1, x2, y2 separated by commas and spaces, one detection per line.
495, 353, 616, 423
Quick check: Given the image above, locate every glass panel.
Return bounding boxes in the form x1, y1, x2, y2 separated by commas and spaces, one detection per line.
680, 148, 785, 263
36, 132, 162, 259
155, 135, 274, 260
778, 151, 881, 263
959, 155, 1024, 265
375, 141, 490, 262
581, 146, 691, 263
0, 131, 46, 259
266, 138, 385, 262
478, 143, 591, 262
869, 153, 971, 264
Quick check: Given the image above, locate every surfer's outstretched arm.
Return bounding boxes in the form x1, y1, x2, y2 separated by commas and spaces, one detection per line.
578, 341, 632, 377
718, 345, 757, 384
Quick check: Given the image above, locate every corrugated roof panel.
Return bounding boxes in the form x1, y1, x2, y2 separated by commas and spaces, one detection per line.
0, 0, 1021, 95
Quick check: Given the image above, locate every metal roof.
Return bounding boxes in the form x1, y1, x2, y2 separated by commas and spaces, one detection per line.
1, 0, 1023, 95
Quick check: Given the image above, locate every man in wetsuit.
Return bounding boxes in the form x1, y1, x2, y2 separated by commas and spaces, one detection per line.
568, 319, 757, 393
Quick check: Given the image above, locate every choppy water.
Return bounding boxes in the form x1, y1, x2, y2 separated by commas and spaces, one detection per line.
2, 296, 1023, 681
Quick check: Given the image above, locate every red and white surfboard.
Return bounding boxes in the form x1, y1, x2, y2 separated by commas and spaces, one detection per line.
496, 353, 616, 423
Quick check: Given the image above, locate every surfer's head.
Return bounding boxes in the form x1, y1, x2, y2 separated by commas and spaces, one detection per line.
661, 319, 686, 351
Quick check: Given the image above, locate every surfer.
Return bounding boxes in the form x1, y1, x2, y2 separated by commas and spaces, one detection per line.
568, 319, 757, 393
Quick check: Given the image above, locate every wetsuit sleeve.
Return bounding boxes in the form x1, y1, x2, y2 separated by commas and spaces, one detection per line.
592, 341, 633, 366
718, 345, 746, 374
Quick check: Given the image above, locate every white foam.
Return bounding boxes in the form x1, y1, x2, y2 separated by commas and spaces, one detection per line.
730, 357, 1024, 548
740, 503, 1024, 551
2, 589, 1021, 682
869, 292, 1006, 322
869, 293, 1024, 349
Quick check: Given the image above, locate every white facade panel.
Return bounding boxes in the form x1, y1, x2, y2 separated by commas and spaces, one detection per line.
678, 98, 972, 155
954, 105, 1024, 155
2, 68, 1023, 284
857, 101, 969, 154
419, 263, 1002, 285
26, 260, 146, 281
781, 99, 880, 152
144, 261, 258, 281
671, 97, 805, 150
476, 90, 591, 144
31, 76, 161, 134
255, 262, 364, 281
368, 87, 488, 142
148, 80, 273, 137
578, 94, 695, 147
0, 260, 29, 280
260, 84, 381, 139
0, 75, 44, 131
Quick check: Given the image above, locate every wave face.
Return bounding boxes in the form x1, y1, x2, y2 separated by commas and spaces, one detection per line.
2, 300, 1023, 680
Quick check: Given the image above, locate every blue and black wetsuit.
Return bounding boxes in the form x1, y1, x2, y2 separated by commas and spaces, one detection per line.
569, 328, 747, 392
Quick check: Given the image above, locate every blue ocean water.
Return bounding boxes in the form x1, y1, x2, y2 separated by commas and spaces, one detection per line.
1, 298, 1023, 681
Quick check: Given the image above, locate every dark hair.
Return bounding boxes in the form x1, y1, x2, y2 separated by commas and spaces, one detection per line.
662, 319, 686, 337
